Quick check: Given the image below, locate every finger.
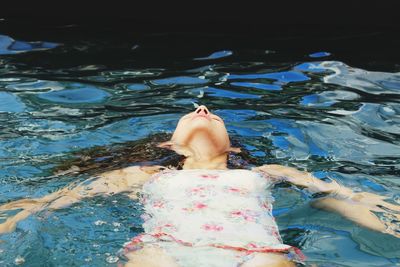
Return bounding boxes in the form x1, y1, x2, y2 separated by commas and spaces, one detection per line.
379, 201, 400, 212
0, 210, 32, 234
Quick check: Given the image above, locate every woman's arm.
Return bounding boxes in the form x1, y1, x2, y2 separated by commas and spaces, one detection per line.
0, 165, 163, 234
253, 164, 400, 237
253, 164, 347, 195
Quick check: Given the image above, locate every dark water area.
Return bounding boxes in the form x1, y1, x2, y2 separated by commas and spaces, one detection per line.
0, 19, 399, 266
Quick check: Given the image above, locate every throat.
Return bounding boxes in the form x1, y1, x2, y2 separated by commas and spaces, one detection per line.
182, 154, 228, 170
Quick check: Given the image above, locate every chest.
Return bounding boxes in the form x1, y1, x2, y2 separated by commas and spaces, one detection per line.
143, 169, 270, 200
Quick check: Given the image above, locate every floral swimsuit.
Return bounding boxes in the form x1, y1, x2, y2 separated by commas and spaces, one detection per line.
124, 169, 304, 266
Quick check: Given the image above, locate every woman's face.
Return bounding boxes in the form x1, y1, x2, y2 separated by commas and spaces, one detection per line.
171, 105, 231, 157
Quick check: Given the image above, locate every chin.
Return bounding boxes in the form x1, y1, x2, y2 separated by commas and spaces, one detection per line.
189, 118, 213, 129
174, 118, 229, 148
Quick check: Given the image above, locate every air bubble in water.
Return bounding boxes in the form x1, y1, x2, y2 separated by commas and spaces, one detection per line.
106, 255, 119, 263
94, 220, 107, 226
112, 222, 121, 227
15, 256, 25, 265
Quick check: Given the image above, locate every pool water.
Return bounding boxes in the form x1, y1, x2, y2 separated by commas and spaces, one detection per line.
0, 24, 400, 266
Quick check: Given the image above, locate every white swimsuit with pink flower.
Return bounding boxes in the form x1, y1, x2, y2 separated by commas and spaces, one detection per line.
124, 169, 304, 266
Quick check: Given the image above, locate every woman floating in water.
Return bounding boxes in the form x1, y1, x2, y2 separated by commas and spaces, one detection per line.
0, 105, 399, 266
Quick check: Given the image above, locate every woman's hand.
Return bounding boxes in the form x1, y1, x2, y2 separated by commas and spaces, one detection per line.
0, 165, 160, 234
0, 199, 46, 234
254, 164, 400, 237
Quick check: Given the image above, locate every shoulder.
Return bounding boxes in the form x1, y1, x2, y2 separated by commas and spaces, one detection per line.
222, 169, 264, 180
100, 165, 170, 181
136, 165, 170, 175
251, 164, 293, 177
229, 169, 258, 175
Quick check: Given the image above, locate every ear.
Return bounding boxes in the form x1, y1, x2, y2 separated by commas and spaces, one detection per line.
228, 147, 241, 153
157, 141, 174, 150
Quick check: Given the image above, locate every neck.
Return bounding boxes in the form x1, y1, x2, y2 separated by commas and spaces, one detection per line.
182, 153, 228, 170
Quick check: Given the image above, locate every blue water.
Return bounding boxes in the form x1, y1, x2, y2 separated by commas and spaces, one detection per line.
0, 30, 400, 266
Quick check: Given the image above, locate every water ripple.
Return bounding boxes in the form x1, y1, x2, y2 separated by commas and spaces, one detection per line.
0, 92, 26, 112
38, 87, 110, 104
0, 32, 399, 266
194, 50, 233, 60
0, 34, 59, 55
228, 71, 310, 83
320, 61, 400, 95
151, 76, 209, 86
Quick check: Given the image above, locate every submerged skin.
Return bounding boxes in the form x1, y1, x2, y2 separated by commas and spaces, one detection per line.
0, 105, 399, 267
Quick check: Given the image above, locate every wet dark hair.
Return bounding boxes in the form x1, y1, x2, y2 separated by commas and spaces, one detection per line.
52, 132, 259, 176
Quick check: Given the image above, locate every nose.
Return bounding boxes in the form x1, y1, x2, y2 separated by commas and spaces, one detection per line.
195, 105, 210, 116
